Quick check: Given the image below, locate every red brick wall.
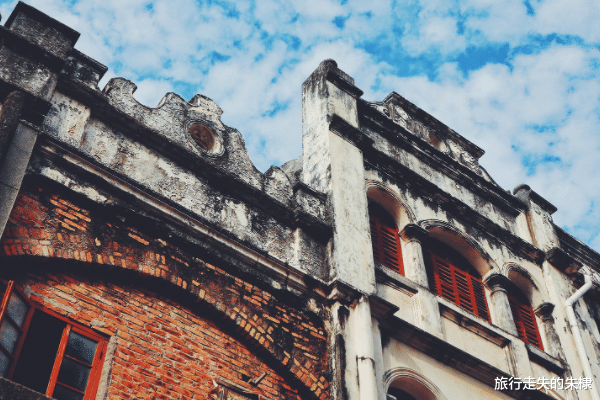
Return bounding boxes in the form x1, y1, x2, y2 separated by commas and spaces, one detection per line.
1, 178, 330, 400
19, 271, 305, 400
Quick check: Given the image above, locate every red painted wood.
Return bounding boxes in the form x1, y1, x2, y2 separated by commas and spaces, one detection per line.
0, 281, 36, 379
508, 291, 543, 350
0, 280, 108, 399
46, 324, 71, 397
6, 285, 35, 380
429, 252, 490, 321
369, 209, 404, 276
45, 320, 108, 399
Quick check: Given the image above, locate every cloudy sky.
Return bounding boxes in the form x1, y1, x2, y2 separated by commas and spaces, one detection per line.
1, 0, 599, 253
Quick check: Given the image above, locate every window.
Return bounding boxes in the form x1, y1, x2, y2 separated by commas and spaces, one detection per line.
507, 284, 543, 350
0, 280, 107, 400
423, 239, 490, 321
369, 202, 404, 275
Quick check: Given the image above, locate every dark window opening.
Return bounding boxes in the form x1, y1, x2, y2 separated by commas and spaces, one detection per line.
12, 309, 65, 393
387, 386, 418, 400
0, 281, 107, 400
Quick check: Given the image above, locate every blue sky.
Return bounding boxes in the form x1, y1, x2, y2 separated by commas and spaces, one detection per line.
2, 0, 599, 253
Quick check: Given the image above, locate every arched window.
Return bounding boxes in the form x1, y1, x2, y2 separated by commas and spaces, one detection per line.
507, 284, 543, 350
369, 202, 404, 275
423, 238, 490, 322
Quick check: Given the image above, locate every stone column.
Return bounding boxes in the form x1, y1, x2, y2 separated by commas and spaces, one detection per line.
0, 3, 80, 238
534, 302, 566, 361
483, 272, 519, 336
0, 123, 39, 235
400, 224, 443, 338
301, 59, 374, 295
303, 60, 378, 400
0, 91, 28, 235
513, 184, 559, 252
483, 272, 534, 379
399, 224, 429, 287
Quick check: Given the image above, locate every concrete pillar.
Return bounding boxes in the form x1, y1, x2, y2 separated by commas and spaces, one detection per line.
399, 224, 429, 287
301, 59, 374, 294
0, 123, 39, 235
0, 91, 26, 166
400, 224, 443, 337
303, 60, 377, 400
0, 2, 80, 238
483, 272, 519, 336
482, 272, 533, 379
513, 184, 559, 252
354, 296, 378, 400
329, 296, 380, 400
534, 302, 566, 361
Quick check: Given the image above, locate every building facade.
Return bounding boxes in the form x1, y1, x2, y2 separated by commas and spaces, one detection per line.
0, 2, 599, 400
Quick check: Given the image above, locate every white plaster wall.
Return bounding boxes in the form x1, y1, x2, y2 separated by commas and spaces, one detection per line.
440, 316, 509, 372
382, 339, 514, 400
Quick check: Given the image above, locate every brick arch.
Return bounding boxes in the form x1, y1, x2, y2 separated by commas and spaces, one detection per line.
1, 185, 330, 400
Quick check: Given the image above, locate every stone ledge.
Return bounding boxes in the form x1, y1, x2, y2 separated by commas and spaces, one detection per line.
545, 247, 582, 274
526, 343, 565, 376
0, 377, 53, 400
379, 315, 558, 400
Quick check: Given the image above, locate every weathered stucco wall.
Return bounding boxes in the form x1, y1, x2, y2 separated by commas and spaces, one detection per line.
1, 3, 600, 400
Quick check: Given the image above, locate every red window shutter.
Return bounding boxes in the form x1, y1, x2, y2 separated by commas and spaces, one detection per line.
508, 292, 543, 350
431, 255, 456, 303
427, 249, 491, 322
471, 278, 490, 321
369, 211, 404, 276
453, 268, 474, 311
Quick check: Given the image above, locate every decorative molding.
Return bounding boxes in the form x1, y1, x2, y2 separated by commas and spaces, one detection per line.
383, 367, 448, 400
545, 247, 582, 274
419, 219, 500, 271
399, 223, 429, 242
483, 271, 512, 293
534, 302, 555, 322
366, 180, 417, 225
369, 294, 400, 320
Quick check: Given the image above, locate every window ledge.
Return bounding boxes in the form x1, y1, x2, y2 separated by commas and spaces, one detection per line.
0, 377, 52, 400
526, 343, 565, 375
439, 298, 565, 374
380, 315, 560, 400
438, 298, 513, 347
374, 262, 420, 294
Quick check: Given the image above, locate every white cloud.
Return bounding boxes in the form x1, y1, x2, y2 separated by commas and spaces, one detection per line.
1, 0, 599, 251
375, 43, 600, 251
534, 0, 600, 43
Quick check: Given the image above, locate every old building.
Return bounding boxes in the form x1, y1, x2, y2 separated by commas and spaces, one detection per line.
0, 2, 599, 400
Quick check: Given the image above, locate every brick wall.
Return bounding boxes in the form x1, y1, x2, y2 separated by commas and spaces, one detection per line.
0, 177, 330, 400
17, 271, 303, 400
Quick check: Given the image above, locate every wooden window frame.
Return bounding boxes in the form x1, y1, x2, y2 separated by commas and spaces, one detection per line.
507, 289, 544, 350
0, 281, 35, 379
424, 245, 490, 322
0, 280, 107, 400
369, 203, 404, 276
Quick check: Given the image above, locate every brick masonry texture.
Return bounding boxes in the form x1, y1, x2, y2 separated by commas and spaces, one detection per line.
0, 177, 330, 400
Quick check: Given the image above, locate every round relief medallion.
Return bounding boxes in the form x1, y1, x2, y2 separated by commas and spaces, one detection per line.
189, 123, 215, 151
187, 122, 223, 156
